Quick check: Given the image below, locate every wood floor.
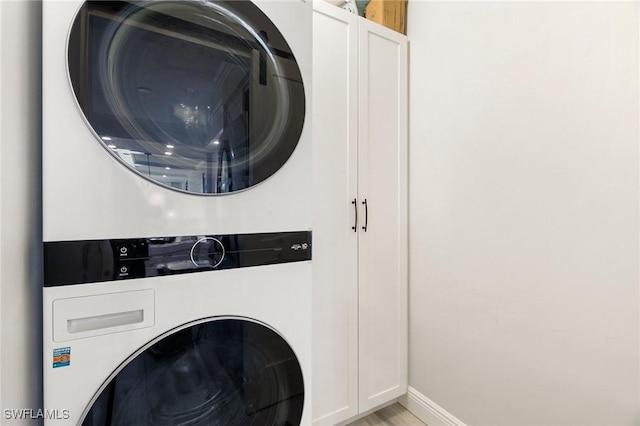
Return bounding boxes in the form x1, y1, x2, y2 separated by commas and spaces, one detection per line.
346, 403, 426, 426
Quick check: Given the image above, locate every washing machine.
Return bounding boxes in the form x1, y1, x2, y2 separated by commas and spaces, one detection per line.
42, 0, 312, 424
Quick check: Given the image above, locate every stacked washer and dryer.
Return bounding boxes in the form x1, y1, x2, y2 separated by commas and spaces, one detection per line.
42, 0, 312, 424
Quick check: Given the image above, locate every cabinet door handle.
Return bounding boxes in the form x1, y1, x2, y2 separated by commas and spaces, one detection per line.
362, 199, 368, 232
351, 199, 358, 232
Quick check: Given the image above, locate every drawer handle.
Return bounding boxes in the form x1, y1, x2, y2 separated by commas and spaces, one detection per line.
67, 309, 144, 334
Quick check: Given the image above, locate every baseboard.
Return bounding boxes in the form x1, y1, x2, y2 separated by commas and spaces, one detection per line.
399, 387, 466, 426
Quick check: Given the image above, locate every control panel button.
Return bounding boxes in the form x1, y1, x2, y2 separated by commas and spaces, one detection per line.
114, 260, 145, 280
113, 240, 148, 260
113, 243, 131, 259
118, 265, 129, 277
190, 237, 225, 269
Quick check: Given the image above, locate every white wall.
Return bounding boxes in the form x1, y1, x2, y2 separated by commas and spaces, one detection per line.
407, 1, 639, 425
0, 1, 43, 423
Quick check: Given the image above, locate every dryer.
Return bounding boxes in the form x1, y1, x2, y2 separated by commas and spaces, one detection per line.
43, 0, 311, 240
42, 0, 312, 424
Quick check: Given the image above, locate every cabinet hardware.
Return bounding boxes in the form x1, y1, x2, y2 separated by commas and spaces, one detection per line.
351, 199, 358, 231
362, 199, 368, 232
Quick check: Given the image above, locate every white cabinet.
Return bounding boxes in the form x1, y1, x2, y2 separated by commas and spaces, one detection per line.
312, 3, 359, 425
356, 14, 409, 416
312, 2, 408, 424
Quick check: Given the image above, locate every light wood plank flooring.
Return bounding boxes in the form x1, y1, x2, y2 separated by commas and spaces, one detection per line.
347, 403, 426, 426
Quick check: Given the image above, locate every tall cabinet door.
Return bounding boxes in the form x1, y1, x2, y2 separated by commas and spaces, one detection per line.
357, 19, 408, 413
312, 2, 359, 425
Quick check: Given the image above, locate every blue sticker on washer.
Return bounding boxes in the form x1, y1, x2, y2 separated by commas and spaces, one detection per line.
52, 347, 71, 368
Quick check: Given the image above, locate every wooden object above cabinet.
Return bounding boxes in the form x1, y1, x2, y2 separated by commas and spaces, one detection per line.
365, 0, 407, 34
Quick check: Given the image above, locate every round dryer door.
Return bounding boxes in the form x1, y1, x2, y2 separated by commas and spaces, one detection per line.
68, 1, 306, 194
80, 318, 305, 425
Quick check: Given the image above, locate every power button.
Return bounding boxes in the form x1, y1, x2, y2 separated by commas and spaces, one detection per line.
190, 237, 225, 269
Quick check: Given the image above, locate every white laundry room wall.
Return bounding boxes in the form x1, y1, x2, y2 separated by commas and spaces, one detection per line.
0, 1, 43, 423
406, 1, 639, 425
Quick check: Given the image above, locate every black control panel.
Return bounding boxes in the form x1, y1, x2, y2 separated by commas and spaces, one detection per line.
44, 231, 312, 287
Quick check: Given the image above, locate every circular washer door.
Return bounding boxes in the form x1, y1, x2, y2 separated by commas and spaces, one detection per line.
68, 1, 306, 195
81, 318, 304, 425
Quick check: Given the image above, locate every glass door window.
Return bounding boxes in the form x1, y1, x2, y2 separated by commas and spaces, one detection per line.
81, 318, 304, 425
68, 1, 306, 194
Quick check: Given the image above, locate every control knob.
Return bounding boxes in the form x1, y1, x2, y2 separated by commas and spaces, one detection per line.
190, 237, 225, 269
